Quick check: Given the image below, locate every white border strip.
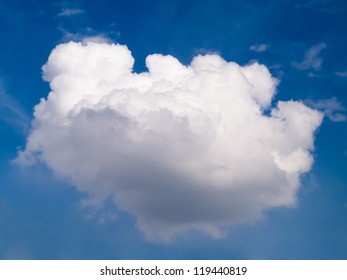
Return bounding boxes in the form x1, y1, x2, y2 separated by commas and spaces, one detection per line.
1, 260, 346, 280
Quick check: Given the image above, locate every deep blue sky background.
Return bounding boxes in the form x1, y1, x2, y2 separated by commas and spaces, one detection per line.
0, 0, 346, 259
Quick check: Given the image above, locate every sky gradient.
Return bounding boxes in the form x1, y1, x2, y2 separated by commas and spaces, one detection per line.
0, 0, 346, 259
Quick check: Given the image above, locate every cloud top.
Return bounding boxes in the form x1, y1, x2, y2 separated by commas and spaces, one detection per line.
17, 41, 323, 241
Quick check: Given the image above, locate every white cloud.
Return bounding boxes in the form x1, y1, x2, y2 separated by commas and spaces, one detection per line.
16, 41, 323, 241
250, 43, 268, 52
305, 97, 346, 122
292, 43, 327, 71
58, 8, 84, 17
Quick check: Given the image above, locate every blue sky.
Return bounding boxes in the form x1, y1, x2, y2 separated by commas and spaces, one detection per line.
0, 0, 346, 259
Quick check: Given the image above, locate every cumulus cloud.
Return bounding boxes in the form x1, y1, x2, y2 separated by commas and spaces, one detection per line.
16, 41, 323, 241
305, 97, 346, 122
292, 43, 327, 71
250, 43, 268, 52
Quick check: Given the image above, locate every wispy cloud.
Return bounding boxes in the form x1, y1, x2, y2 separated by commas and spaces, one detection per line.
292, 43, 327, 71
296, 0, 329, 9
250, 43, 268, 52
0, 87, 31, 134
305, 97, 346, 122
58, 8, 84, 17
296, 0, 343, 14
336, 70, 347, 77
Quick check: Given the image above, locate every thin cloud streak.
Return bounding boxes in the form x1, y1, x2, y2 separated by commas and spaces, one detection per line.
58, 8, 85, 17
336, 71, 347, 77
0, 87, 30, 134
